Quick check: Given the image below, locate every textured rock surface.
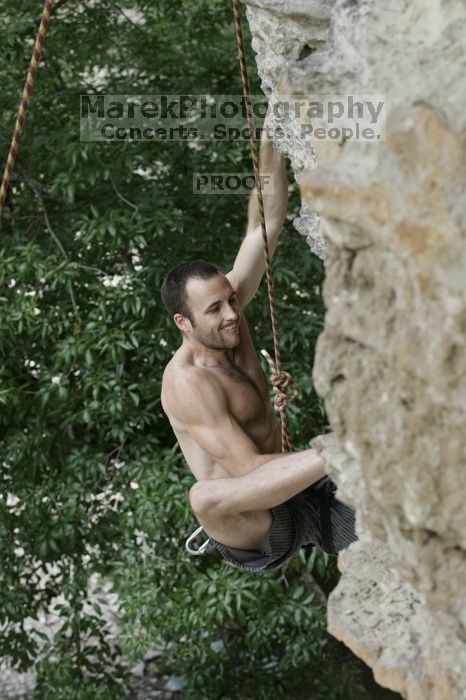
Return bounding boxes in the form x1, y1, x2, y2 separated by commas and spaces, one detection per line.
245, 0, 336, 259
246, 0, 466, 697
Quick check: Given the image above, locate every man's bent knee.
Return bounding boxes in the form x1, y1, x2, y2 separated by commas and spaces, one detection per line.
189, 480, 243, 527
189, 480, 222, 518
189, 481, 235, 538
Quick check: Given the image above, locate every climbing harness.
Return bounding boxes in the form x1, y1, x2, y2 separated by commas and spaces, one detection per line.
231, 0, 298, 454
0, 0, 55, 216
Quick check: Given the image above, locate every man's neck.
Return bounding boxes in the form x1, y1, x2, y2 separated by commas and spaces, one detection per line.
182, 337, 234, 368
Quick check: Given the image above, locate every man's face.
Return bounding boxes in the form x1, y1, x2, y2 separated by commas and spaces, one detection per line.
183, 274, 240, 350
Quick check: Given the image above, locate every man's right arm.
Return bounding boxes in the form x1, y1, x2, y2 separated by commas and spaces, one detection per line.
167, 367, 277, 477
167, 368, 327, 513
167, 368, 325, 488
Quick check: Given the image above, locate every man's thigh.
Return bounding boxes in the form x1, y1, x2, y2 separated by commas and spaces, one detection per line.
196, 507, 273, 552
189, 479, 274, 550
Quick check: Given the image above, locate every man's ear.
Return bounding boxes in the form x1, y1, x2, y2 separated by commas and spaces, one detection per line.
174, 313, 192, 333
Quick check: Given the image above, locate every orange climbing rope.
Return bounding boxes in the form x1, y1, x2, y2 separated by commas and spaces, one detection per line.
0, 0, 55, 216
231, 0, 298, 453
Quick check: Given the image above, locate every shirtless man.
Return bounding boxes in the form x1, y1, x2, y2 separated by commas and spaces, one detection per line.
160, 116, 356, 571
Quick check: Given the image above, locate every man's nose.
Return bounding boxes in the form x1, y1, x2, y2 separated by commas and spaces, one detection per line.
225, 303, 238, 320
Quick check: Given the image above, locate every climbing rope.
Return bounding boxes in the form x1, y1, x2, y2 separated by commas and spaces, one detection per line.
0, 0, 54, 217
231, 0, 298, 453
261, 349, 298, 453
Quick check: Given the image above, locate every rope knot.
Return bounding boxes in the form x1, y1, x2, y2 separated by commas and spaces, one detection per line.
270, 370, 299, 412
260, 349, 298, 412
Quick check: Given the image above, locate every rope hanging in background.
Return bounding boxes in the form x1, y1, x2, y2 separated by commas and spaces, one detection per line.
0, 0, 55, 217
231, 0, 298, 453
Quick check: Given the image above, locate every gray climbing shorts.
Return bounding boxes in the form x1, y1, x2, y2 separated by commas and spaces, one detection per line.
206, 476, 357, 573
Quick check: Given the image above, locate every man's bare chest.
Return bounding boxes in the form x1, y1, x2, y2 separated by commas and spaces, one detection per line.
210, 362, 270, 431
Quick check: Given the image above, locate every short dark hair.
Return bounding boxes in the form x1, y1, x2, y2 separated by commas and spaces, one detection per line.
160, 259, 223, 322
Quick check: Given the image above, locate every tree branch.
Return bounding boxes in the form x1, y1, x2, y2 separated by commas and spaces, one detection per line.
23, 175, 78, 316
12, 169, 66, 205
109, 173, 139, 215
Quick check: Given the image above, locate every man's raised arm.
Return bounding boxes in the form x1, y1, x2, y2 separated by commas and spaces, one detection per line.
226, 111, 288, 308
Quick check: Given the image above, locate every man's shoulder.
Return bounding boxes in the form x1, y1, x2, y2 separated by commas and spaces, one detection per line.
162, 358, 225, 418
163, 351, 214, 387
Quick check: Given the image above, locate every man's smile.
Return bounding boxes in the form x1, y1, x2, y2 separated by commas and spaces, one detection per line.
220, 323, 238, 332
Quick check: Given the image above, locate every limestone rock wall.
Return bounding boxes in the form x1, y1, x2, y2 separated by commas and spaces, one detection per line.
245, 1, 466, 698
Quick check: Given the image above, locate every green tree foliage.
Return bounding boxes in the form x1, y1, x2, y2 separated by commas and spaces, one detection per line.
0, 1, 369, 697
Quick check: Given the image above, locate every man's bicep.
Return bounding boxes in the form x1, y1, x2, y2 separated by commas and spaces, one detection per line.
170, 371, 259, 475
185, 413, 260, 476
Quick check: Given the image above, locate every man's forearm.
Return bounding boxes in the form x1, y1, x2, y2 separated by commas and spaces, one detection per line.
247, 125, 288, 234
213, 448, 326, 513
226, 111, 289, 308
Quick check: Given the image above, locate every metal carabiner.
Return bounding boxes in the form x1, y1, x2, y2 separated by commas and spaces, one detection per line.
185, 526, 211, 556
